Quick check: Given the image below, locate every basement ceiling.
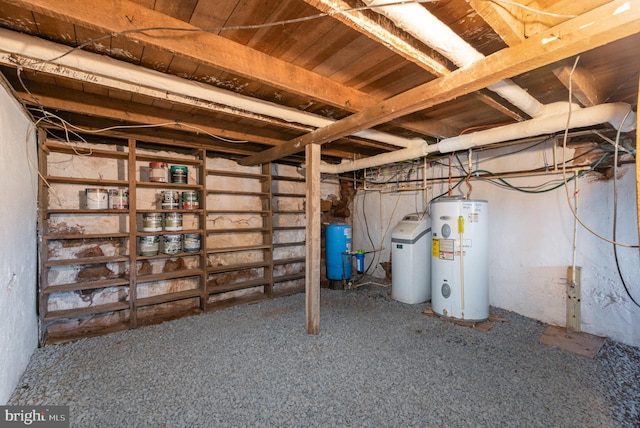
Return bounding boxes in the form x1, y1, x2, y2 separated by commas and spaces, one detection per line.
0, 0, 638, 164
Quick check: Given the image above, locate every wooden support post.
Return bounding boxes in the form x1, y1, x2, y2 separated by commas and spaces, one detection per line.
566, 266, 581, 333
305, 144, 321, 335
128, 139, 138, 329
637, 75, 640, 255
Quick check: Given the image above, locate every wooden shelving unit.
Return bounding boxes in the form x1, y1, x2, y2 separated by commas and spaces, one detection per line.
271, 171, 306, 294
205, 164, 274, 306
38, 138, 308, 343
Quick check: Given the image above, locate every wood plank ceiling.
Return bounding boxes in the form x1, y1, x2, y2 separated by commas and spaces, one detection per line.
0, 0, 637, 164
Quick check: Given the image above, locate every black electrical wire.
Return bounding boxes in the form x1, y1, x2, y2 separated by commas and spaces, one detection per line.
611, 116, 640, 308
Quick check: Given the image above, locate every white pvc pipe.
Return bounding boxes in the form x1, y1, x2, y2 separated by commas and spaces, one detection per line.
363, 0, 549, 117
321, 102, 636, 174
0, 28, 421, 149
437, 102, 636, 153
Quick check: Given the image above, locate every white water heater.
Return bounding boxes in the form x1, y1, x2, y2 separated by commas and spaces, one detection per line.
431, 197, 489, 321
391, 213, 431, 304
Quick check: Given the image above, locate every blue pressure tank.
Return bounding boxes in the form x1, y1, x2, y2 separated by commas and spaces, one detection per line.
325, 223, 352, 280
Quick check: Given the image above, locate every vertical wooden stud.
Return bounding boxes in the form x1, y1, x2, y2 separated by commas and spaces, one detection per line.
37, 132, 49, 345
566, 266, 581, 332
305, 144, 321, 335
636, 75, 639, 254
262, 163, 274, 298
128, 139, 138, 329
198, 148, 208, 312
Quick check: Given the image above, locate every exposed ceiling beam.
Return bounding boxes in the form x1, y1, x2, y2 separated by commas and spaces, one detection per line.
552, 61, 604, 107
302, 0, 451, 76
238, 0, 640, 165
5, 0, 451, 138
466, 0, 525, 45
524, 0, 612, 38
308, 0, 527, 122
16, 85, 363, 160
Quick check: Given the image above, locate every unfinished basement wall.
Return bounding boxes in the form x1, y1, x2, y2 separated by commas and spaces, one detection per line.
353, 146, 640, 347
0, 83, 38, 403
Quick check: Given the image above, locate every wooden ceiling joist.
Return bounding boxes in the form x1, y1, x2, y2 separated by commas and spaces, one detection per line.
239, 0, 640, 166
5, 0, 451, 138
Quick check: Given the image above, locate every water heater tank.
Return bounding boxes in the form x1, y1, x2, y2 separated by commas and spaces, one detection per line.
391, 213, 431, 304
431, 197, 489, 321
325, 223, 352, 280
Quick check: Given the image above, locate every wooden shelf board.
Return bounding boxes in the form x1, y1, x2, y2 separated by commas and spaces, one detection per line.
136, 209, 204, 214
44, 176, 129, 186
207, 210, 269, 215
136, 229, 203, 236
136, 307, 202, 328
207, 169, 269, 179
45, 209, 130, 215
273, 242, 306, 248
44, 142, 130, 159
273, 226, 305, 231
208, 277, 270, 295
273, 210, 305, 214
273, 273, 306, 283
136, 268, 203, 283
43, 278, 130, 294
272, 192, 305, 198
136, 182, 203, 190
273, 257, 306, 266
272, 175, 305, 182
44, 232, 130, 240
207, 227, 269, 234
136, 288, 203, 308
45, 255, 130, 267
44, 301, 130, 321
207, 292, 267, 312
207, 190, 270, 197
207, 245, 271, 254
208, 261, 269, 273
45, 321, 130, 345
135, 154, 203, 165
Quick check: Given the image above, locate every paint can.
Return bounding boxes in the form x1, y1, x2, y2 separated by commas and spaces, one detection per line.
85, 188, 109, 209
163, 212, 183, 231
170, 165, 188, 184
183, 233, 201, 253
161, 190, 180, 210
163, 234, 182, 255
149, 162, 168, 183
108, 188, 129, 209
142, 213, 163, 232
181, 190, 199, 210
139, 235, 160, 256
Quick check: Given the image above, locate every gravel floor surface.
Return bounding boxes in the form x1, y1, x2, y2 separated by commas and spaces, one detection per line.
9, 285, 640, 427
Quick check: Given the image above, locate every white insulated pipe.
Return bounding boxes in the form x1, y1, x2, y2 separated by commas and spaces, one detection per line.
0, 28, 421, 149
437, 102, 636, 153
362, 0, 550, 118
320, 102, 636, 174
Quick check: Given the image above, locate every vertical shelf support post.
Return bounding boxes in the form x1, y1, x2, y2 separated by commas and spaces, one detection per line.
305, 144, 321, 334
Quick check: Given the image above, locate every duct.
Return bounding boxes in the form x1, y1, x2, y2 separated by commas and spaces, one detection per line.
0, 28, 421, 149
362, 0, 550, 118
320, 102, 636, 174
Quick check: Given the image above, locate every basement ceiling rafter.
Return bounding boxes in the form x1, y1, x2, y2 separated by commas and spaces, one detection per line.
0, 0, 636, 164
4, 0, 452, 138
239, 0, 640, 165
